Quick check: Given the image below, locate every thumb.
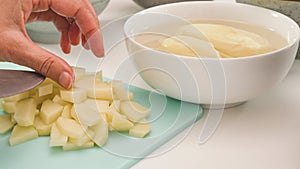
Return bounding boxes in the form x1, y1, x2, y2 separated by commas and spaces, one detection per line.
2, 33, 74, 89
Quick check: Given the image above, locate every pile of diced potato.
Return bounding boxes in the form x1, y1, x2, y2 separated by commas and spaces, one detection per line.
0, 67, 151, 151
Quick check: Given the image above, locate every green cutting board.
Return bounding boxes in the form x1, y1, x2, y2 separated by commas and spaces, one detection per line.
0, 63, 203, 169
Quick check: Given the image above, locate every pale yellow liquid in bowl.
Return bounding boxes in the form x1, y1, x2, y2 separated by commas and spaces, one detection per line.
134, 19, 288, 58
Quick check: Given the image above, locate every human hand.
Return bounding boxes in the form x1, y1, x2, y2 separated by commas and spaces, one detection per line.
0, 0, 104, 89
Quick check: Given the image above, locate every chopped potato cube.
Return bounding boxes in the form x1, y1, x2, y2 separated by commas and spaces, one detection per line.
56, 117, 85, 138
38, 83, 53, 97
110, 100, 121, 112
60, 88, 87, 103
39, 77, 60, 87
70, 105, 79, 121
86, 82, 113, 100
52, 95, 69, 106
62, 141, 94, 151
110, 115, 134, 131
111, 80, 131, 101
14, 98, 36, 126
10, 114, 16, 123
1, 101, 16, 113
129, 123, 151, 138
105, 100, 126, 123
69, 133, 93, 146
35, 109, 40, 116
95, 100, 110, 113
0, 114, 16, 134
61, 104, 72, 118
40, 100, 63, 124
33, 116, 52, 136
74, 76, 102, 90
88, 119, 108, 147
72, 67, 86, 81
30, 92, 54, 106
85, 71, 102, 81
74, 69, 102, 83
105, 108, 122, 123
73, 101, 102, 127
120, 101, 150, 122
52, 87, 61, 96
96, 71, 103, 80
3, 91, 29, 102
49, 123, 68, 147
9, 125, 38, 146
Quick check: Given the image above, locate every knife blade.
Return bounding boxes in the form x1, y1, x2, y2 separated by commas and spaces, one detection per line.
0, 70, 45, 98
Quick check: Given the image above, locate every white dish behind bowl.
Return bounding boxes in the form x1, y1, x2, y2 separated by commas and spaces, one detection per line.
124, 1, 300, 107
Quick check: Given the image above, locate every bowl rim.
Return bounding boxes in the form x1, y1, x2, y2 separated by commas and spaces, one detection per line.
124, 1, 300, 61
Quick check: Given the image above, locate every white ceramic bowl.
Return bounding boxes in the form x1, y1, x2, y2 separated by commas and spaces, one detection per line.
124, 1, 300, 108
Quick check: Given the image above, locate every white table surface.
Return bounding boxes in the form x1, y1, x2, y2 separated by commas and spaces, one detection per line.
38, 0, 300, 168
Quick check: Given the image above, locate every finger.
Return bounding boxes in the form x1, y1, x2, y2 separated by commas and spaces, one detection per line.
49, 0, 104, 57
85, 29, 104, 57
28, 7, 103, 56
28, 10, 69, 30
68, 20, 80, 45
2, 32, 74, 89
29, 10, 73, 54
61, 30, 71, 54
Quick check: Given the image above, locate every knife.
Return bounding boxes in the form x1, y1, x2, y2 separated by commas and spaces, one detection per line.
0, 70, 45, 98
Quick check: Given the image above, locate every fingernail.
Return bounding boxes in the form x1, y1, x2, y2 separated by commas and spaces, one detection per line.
87, 30, 105, 57
59, 72, 73, 89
